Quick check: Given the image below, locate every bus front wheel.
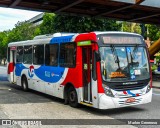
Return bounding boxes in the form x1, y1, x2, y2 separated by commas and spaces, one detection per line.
22, 76, 29, 91
68, 86, 79, 107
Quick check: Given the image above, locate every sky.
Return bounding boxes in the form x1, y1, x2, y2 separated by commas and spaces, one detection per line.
112, 0, 160, 7
0, 7, 42, 32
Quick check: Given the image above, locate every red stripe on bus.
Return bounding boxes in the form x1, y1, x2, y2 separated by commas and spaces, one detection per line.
8, 62, 14, 74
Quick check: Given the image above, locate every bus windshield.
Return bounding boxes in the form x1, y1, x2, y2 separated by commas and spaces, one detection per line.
100, 46, 150, 82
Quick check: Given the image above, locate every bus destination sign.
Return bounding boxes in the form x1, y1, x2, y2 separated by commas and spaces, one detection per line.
102, 35, 142, 44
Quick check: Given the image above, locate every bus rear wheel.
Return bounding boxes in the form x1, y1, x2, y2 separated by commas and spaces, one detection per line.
21, 76, 29, 91
68, 86, 79, 107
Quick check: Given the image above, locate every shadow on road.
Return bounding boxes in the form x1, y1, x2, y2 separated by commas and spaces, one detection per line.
79, 105, 145, 116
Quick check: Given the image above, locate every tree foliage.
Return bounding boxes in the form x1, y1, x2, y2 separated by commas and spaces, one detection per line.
0, 21, 39, 58
7, 21, 38, 42
39, 13, 121, 34
39, 13, 55, 34
146, 24, 160, 41
53, 14, 121, 33
122, 22, 141, 34
122, 22, 160, 41
0, 31, 9, 58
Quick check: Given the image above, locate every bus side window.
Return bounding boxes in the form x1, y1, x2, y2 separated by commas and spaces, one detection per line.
23, 45, 32, 64
59, 43, 76, 67
45, 44, 58, 66
33, 45, 44, 65
16, 46, 23, 63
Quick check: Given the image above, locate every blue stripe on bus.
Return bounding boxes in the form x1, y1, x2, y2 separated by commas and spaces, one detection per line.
15, 63, 27, 76
34, 66, 65, 83
127, 90, 136, 97
50, 35, 74, 44
15, 63, 65, 83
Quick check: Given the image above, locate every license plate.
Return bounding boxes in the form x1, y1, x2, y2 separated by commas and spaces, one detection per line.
125, 98, 136, 103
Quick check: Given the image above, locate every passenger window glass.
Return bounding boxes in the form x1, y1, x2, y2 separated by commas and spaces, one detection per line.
16, 46, 23, 63
45, 44, 58, 66
23, 45, 32, 64
59, 43, 76, 67
33, 45, 44, 65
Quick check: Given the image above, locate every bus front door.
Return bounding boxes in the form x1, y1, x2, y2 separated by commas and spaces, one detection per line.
82, 47, 92, 103
8, 47, 16, 83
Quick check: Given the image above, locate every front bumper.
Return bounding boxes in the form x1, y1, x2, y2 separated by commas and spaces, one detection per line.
98, 88, 152, 109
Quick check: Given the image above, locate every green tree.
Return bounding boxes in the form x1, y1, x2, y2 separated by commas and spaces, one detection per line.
7, 21, 38, 43
122, 22, 141, 34
146, 24, 160, 41
53, 14, 121, 33
0, 21, 40, 58
0, 31, 9, 58
40, 13, 55, 34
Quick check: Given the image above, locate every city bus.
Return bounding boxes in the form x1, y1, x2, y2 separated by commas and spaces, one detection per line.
7, 32, 152, 109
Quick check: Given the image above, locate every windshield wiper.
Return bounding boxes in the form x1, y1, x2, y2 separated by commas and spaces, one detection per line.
110, 45, 120, 70
132, 44, 139, 59
128, 45, 139, 68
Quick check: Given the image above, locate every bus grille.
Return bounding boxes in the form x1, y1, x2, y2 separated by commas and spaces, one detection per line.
111, 84, 146, 91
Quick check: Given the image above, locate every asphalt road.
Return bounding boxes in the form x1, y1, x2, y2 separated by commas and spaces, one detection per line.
102, 88, 160, 128
0, 83, 159, 128
0, 81, 137, 128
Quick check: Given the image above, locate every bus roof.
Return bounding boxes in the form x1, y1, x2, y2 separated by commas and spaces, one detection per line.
8, 38, 52, 47
8, 33, 76, 47
8, 31, 144, 47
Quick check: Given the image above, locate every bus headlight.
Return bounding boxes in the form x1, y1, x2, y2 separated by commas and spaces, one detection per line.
146, 81, 151, 93
104, 85, 114, 97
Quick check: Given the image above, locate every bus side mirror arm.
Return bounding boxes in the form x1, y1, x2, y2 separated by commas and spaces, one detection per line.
92, 51, 97, 81
95, 51, 101, 62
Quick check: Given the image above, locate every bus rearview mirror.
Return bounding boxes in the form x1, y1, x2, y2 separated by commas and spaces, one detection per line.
95, 51, 101, 62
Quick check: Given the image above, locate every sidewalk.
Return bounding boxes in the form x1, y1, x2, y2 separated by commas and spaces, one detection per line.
152, 81, 160, 89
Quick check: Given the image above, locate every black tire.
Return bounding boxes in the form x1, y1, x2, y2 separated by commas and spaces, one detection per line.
21, 76, 29, 91
68, 86, 79, 107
